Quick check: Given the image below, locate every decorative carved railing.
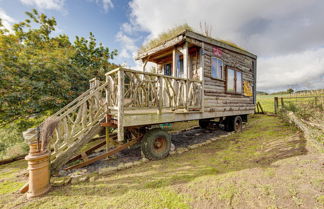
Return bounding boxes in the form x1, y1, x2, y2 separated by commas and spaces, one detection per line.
23, 79, 110, 172
50, 81, 109, 171
105, 68, 203, 111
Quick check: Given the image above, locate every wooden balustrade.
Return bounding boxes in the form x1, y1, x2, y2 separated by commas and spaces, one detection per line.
105, 68, 203, 111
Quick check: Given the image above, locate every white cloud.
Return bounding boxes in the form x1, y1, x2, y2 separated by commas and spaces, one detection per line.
258, 48, 324, 91
20, 0, 65, 10
0, 9, 16, 32
95, 0, 113, 12
116, 31, 137, 59
126, 0, 324, 90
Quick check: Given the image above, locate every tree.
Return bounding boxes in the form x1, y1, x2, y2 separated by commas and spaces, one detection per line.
0, 9, 118, 125
287, 88, 294, 94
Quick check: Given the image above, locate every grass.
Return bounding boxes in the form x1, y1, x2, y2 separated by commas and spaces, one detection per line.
139, 24, 247, 54
2, 114, 322, 208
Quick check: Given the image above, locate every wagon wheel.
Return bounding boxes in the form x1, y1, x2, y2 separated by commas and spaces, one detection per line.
199, 119, 210, 129
223, 116, 243, 132
233, 116, 243, 132
141, 128, 171, 160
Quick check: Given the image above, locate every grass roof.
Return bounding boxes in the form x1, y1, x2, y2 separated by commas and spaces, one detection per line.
138, 24, 247, 54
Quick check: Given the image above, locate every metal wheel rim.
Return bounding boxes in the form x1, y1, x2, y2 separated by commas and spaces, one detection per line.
153, 137, 167, 153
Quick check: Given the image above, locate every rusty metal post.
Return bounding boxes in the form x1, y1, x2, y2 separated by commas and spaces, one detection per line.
25, 144, 51, 198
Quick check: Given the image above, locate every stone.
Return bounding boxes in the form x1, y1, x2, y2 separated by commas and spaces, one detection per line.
52, 179, 65, 187
64, 177, 72, 185
142, 158, 149, 163
117, 163, 125, 170
177, 150, 184, 154
71, 177, 80, 184
99, 167, 117, 175
89, 176, 97, 182
211, 137, 218, 141
133, 161, 142, 166
169, 151, 176, 155
124, 162, 134, 168
79, 176, 89, 182
177, 147, 188, 153
170, 143, 176, 151
58, 170, 68, 176
206, 140, 212, 144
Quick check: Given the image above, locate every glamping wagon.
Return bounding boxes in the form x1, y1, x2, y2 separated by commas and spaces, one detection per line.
24, 29, 257, 172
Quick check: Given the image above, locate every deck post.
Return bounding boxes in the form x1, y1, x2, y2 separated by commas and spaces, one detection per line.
158, 76, 163, 114
200, 42, 205, 111
117, 68, 124, 142
105, 72, 110, 111
172, 48, 177, 77
172, 48, 177, 108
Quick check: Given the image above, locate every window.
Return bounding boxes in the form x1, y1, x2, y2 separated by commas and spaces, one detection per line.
177, 58, 184, 78
226, 67, 243, 94
164, 63, 172, 76
211, 57, 223, 79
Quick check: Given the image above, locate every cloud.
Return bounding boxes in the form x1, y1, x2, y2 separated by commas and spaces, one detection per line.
94, 0, 114, 12
258, 48, 324, 91
0, 9, 16, 32
116, 31, 137, 59
126, 0, 324, 90
20, 0, 65, 10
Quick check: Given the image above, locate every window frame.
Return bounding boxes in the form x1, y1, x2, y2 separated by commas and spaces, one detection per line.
225, 66, 243, 95
210, 56, 224, 81
163, 63, 172, 76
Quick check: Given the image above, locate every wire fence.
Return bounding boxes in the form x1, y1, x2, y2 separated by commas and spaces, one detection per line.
274, 95, 324, 114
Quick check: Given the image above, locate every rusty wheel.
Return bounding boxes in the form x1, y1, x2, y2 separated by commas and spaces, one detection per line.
141, 128, 171, 160
233, 116, 243, 132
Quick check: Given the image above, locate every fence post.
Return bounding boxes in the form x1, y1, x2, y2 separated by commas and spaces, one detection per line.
280, 97, 284, 108
274, 97, 278, 114
117, 69, 124, 142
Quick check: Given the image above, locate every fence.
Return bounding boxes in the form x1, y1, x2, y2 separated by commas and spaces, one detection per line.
274, 95, 324, 114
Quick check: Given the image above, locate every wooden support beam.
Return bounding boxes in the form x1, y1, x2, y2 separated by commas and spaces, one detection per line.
200, 42, 205, 112
158, 76, 163, 114
172, 48, 176, 77
183, 42, 189, 109
64, 139, 139, 170
117, 69, 125, 142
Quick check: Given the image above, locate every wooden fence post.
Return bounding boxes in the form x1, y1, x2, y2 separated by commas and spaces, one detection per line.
274, 97, 278, 114
280, 97, 284, 108
117, 69, 124, 142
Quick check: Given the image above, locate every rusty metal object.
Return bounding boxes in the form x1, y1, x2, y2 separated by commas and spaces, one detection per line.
25, 144, 51, 198
19, 182, 29, 194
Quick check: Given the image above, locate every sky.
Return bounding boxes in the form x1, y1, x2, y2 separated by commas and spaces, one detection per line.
0, 0, 324, 92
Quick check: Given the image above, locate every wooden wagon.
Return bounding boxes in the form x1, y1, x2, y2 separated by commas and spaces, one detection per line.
24, 29, 257, 172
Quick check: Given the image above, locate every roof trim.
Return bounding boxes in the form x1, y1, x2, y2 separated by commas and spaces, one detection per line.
136, 30, 257, 60
185, 30, 257, 59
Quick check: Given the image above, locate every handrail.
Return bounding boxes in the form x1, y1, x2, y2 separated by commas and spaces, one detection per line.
106, 67, 202, 83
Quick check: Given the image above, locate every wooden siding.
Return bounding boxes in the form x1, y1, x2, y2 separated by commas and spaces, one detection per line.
202, 42, 256, 113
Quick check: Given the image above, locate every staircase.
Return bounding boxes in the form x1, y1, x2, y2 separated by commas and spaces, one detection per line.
24, 78, 110, 173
